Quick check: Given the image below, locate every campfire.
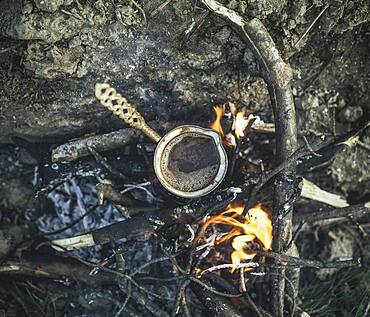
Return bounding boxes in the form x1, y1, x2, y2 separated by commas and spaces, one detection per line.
199, 203, 273, 272
31, 81, 361, 317
210, 103, 256, 148
194, 104, 273, 273
0, 1, 367, 316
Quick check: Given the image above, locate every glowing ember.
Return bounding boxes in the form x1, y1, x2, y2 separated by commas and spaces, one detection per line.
210, 104, 255, 147
200, 203, 273, 271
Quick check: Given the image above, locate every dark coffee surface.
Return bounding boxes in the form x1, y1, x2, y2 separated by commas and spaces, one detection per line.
167, 136, 219, 173
160, 133, 220, 192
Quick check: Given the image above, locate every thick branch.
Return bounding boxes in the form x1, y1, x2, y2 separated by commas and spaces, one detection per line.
52, 187, 239, 250
0, 252, 114, 287
201, 1, 298, 316
52, 128, 141, 162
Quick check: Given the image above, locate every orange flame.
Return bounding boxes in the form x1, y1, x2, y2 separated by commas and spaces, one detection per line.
200, 203, 272, 272
233, 112, 255, 139
210, 105, 255, 146
210, 105, 234, 148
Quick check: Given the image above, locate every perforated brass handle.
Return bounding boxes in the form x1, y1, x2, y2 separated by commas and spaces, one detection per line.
95, 83, 161, 143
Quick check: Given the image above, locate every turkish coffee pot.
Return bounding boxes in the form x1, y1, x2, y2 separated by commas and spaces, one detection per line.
95, 83, 228, 198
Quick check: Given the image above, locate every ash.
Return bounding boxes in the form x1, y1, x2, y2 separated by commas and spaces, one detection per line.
27, 177, 125, 259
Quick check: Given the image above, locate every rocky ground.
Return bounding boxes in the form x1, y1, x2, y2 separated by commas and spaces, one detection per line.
0, 0, 369, 316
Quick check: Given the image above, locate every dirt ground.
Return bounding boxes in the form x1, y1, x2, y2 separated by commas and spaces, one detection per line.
0, 0, 369, 316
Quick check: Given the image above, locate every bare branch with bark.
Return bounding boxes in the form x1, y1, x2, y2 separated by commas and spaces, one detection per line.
201, 1, 298, 315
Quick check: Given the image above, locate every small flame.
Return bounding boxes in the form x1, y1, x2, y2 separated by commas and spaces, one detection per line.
200, 203, 272, 272
210, 104, 255, 147
233, 112, 255, 139
210, 105, 234, 148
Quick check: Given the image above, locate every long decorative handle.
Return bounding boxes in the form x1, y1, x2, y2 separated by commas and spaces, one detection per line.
95, 83, 161, 143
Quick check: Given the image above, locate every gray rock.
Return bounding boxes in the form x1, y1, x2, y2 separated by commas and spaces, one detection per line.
34, 0, 74, 13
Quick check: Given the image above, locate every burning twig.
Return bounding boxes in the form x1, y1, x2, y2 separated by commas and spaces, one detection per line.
209, 103, 257, 183
210, 104, 256, 148
200, 262, 259, 275
199, 203, 273, 272
210, 104, 234, 148
199, 252, 359, 272
201, 1, 298, 315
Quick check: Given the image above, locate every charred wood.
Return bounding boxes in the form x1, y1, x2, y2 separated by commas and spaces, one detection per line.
293, 203, 370, 223
52, 188, 239, 250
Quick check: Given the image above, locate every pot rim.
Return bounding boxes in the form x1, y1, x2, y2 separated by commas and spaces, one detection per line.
154, 125, 228, 198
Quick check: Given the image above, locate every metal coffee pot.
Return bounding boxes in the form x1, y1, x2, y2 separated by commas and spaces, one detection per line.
95, 83, 228, 198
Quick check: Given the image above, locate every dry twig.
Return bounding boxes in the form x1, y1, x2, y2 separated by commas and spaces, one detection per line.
300, 178, 348, 208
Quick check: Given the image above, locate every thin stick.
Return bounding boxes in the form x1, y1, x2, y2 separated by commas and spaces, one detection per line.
115, 282, 132, 317
251, 123, 275, 133
131, 0, 147, 24
295, 5, 329, 47
150, 0, 173, 17
88, 146, 128, 181
300, 178, 348, 208
181, 294, 191, 317
201, 262, 259, 275
293, 203, 370, 223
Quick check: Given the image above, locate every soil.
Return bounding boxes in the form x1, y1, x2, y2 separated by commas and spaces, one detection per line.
0, 0, 369, 316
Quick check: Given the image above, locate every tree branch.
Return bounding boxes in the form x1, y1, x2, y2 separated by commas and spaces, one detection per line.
201, 1, 298, 315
